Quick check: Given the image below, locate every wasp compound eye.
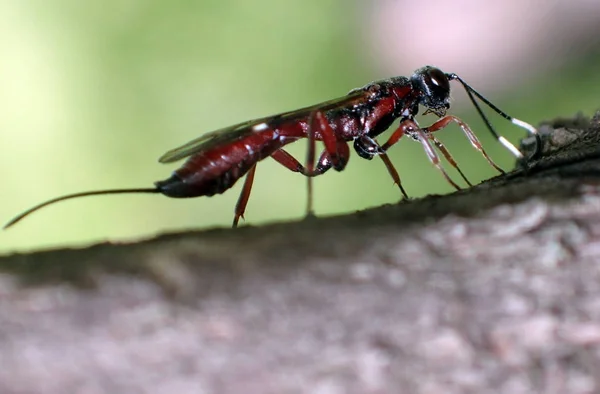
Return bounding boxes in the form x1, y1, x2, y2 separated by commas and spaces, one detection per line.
425, 67, 450, 95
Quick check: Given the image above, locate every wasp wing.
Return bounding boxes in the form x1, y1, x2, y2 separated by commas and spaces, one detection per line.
158, 118, 270, 163
158, 90, 367, 164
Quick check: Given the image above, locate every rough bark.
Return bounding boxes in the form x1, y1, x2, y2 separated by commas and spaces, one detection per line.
1, 112, 600, 394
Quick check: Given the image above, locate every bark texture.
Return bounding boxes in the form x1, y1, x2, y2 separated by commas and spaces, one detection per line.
1, 112, 600, 394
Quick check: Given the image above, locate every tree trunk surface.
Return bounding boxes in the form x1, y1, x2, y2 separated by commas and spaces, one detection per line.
1, 113, 600, 394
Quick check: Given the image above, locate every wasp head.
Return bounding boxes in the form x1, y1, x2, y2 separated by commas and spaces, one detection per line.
411, 66, 451, 114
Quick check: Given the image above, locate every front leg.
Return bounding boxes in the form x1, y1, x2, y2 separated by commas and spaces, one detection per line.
381, 119, 462, 191
425, 115, 504, 174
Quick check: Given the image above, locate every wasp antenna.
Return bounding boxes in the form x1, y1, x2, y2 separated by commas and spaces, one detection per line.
3, 188, 160, 230
447, 73, 541, 159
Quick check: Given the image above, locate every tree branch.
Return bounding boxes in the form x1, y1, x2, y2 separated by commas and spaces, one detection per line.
2, 112, 600, 393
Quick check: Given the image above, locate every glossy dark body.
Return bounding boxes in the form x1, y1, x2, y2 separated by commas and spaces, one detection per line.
155, 78, 416, 198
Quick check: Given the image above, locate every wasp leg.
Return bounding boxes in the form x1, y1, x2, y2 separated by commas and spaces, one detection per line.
425, 115, 504, 174
382, 119, 462, 191
232, 164, 257, 227
354, 135, 408, 199
428, 135, 472, 187
270, 111, 350, 216
271, 148, 333, 217
378, 151, 408, 199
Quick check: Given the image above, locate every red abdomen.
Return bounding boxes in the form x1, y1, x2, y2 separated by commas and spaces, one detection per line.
155, 129, 291, 198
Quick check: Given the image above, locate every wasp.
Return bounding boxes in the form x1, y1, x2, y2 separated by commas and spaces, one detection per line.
4, 66, 539, 229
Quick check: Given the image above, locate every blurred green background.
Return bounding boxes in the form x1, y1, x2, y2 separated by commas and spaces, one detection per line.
2, 1, 599, 252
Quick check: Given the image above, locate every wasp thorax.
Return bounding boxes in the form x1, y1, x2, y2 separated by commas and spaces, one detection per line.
411, 66, 451, 112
